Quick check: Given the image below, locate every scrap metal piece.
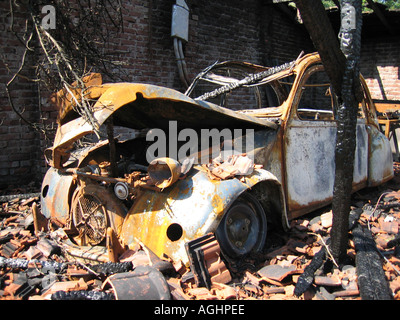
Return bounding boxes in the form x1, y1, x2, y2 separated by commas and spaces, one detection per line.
106, 227, 126, 262
102, 265, 171, 300
185, 233, 232, 289
71, 183, 127, 246
61, 243, 110, 263
32, 202, 48, 236
50, 227, 109, 263
148, 157, 182, 189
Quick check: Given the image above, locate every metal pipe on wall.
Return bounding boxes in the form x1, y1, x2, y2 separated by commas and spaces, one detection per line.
171, 0, 190, 88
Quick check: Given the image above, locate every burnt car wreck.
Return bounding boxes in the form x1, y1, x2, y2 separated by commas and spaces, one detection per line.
40, 52, 393, 295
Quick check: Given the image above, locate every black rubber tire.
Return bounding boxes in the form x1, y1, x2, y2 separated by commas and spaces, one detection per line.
216, 192, 267, 259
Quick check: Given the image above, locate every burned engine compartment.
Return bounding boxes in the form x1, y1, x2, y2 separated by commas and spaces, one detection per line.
42, 132, 185, 247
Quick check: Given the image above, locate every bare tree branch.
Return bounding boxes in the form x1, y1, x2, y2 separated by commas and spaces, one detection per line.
4, 0, 126, 142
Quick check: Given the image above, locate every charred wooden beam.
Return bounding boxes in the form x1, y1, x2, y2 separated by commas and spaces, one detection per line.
333, 0, 341, 8
352, 223, 392, 300
51, 290, 115, 300
365, 0, 394, 35
293, 0, 346, 96
330, 0, 363, 264
294, 246, 326, 297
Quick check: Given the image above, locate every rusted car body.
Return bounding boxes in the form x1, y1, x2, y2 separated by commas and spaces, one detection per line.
41, 53, 393, 266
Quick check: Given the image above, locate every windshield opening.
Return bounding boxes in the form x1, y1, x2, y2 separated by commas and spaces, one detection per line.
186, 61, 294, 116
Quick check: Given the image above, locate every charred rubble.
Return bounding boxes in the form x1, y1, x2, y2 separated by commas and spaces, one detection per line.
1, 163, 400, 300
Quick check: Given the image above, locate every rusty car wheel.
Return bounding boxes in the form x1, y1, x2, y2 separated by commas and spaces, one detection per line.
216, 193, 267, 259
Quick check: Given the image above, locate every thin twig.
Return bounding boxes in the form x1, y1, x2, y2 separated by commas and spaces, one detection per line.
367, 191, 392, 230
5, 31, 45, 133
5, 0, 125, 139
33, 20, 100, 134
309, 232, 339, 268
76, 260, 100, 277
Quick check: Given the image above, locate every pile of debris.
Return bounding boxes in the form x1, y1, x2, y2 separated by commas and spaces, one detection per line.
203, 153, 262, 180
1, 164, 400, 300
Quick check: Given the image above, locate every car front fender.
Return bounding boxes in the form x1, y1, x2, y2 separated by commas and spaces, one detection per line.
41, 167, 75, 225
119, 166, 285, 264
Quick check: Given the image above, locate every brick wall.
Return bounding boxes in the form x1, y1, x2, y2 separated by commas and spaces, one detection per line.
0, 2, 42, 191
360, 36, 400, 101
105, 1, 312, 89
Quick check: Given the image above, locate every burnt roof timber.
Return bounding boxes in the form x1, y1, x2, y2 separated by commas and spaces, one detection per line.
365, 0, 395, 35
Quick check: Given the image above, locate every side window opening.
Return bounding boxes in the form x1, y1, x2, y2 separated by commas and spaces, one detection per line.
358, 99, 367, 119
297, 65, 335, 121
186, 62, 291, 112
357, 82, 375, 122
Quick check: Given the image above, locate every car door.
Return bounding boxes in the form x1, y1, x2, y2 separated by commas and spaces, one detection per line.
360, 78, 394, 186
284, 64, 368, 219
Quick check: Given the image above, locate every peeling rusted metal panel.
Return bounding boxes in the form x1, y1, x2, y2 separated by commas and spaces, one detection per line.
284, 119, 337, 217
284, 119, 371, 218
41, 167, 74, 225
367, 125, 394, 186
353, 122, 369, 188
119, 167, 284, 265
51, 83, 278, 168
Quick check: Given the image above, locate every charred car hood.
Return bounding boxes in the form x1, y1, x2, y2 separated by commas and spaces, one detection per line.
49, 83, 279, 168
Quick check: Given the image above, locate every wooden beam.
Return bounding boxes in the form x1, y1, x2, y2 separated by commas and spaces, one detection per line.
365, 0, 395, 35
276, 3, 297, 22
293, 0, 346, 96
332, 0, 340, 8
